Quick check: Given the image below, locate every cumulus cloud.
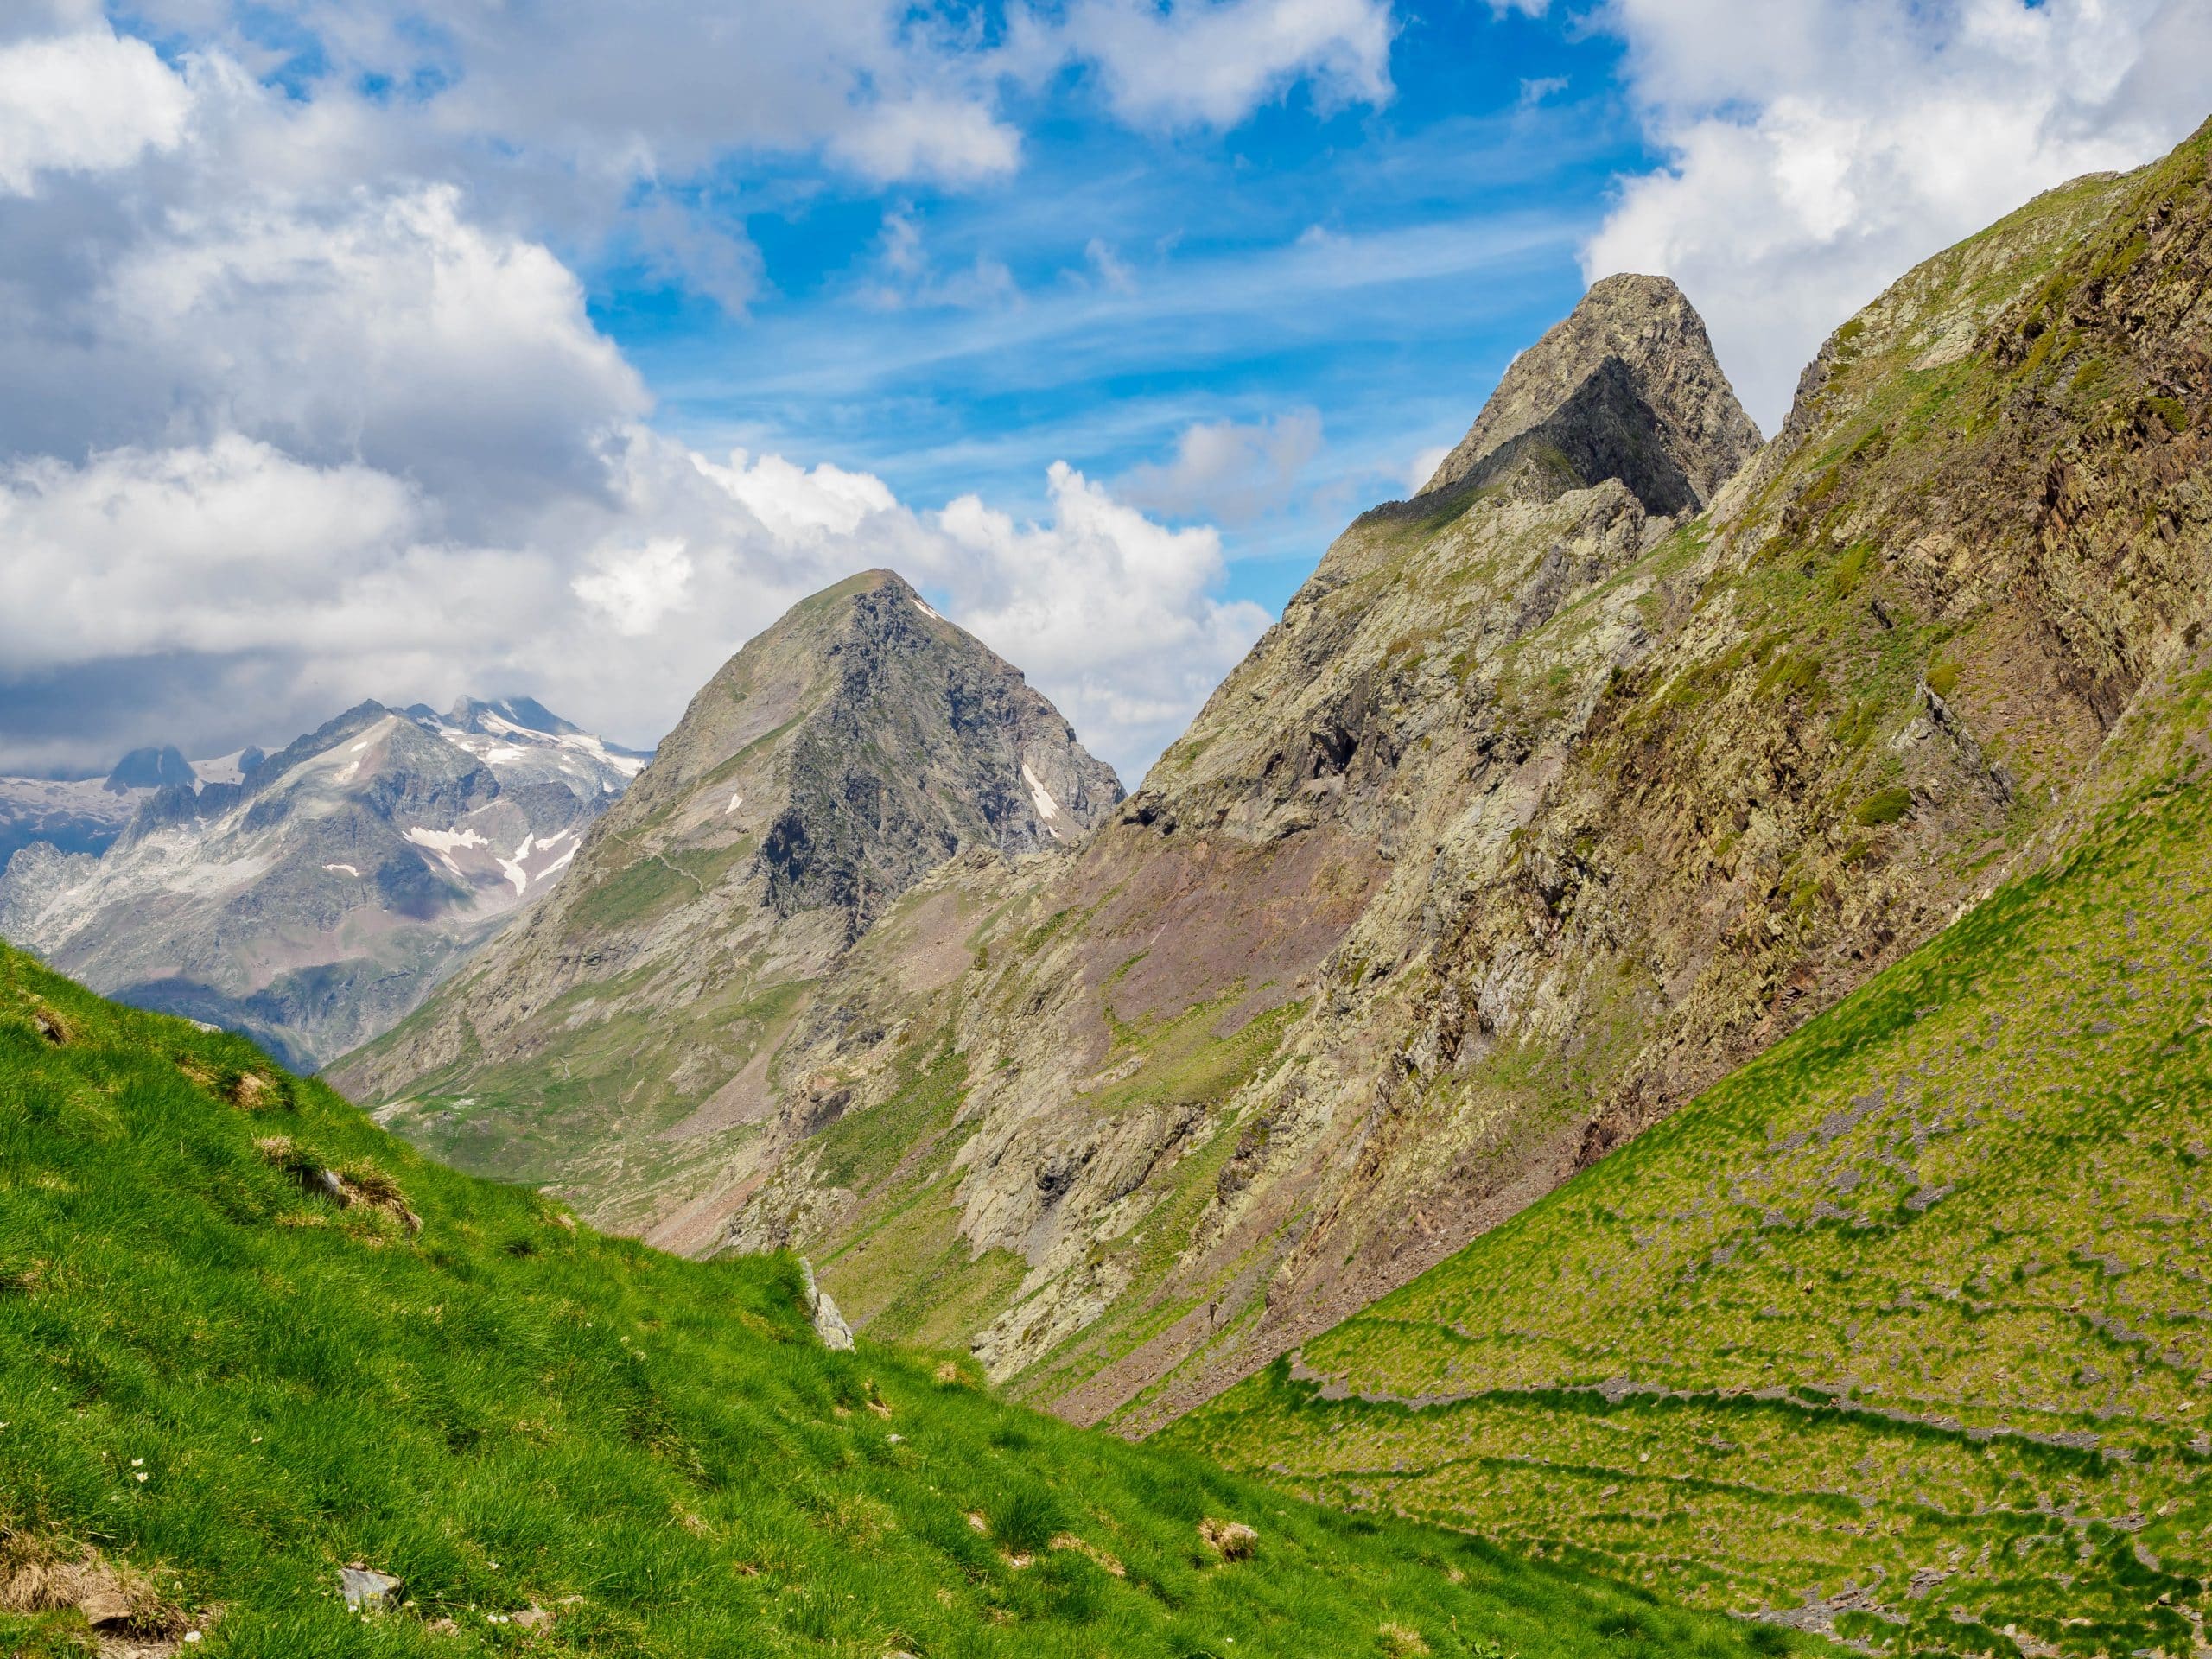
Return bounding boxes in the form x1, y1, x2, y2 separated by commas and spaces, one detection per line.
827, 95, 1022, 185
1051, 0, 1398, 129
1402, 442, 1452, 499
0, 420, 1263, 781
1119, 410, 1325, 525
1577, 0, 2211, 427
928, 464, 1273, 772
0, 24, 193, 194
0, 13, 1285, 783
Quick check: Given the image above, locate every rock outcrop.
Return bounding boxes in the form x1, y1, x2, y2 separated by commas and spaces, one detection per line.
1414, 272, 1761, 512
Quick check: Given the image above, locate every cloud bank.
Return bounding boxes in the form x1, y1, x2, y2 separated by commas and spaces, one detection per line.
1579, 0, 2212, 427
0, 11, 1325, 782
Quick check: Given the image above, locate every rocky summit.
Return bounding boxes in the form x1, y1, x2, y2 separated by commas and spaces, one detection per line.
327, 569, 1122, 1230
0, 697, 642, 1070
1413, 270, 1763, 514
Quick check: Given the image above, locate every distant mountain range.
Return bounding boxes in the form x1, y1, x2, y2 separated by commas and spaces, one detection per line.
0, 696, 647, 1069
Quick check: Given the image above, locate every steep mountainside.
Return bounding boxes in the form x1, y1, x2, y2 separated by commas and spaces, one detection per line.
637, 123, 2212, 1433
1175, 628, 2212, 1652
0, 698, 641, 1070
329, 569, 1122, 1231
0, 950, 1834, 1659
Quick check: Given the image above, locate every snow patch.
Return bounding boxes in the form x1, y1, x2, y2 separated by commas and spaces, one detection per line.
322, 862, 360, 879
405, 824, 490, 879
725, 791, 743, 816
1020, 763, 1068, 840
911, 594, 946, 624
497, 833, 537, 895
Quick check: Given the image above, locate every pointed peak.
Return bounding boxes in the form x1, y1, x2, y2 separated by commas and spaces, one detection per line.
443, 695, 582, 738
1415, 272, 1761, 517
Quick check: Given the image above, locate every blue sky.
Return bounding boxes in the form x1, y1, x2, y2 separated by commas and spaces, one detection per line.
592, 5, 1640, 618
0, 0, 2203, 780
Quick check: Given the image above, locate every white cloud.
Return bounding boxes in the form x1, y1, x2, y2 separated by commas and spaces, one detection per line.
574, 539, 695, 637
1403, 442, 1452, 499
1084, 237, 1137, 294
827, 95, 1022, 184
1119, 410, 1325, 525
93, 181, 648, 516
927, 464, 1273, 774
0, 13, 1281, 783
863, 207, 1020, 311
0, 26, 194, 194
0, 436, 422, 669
1578, 0, 2210, 428
1052, 0, 1397, 129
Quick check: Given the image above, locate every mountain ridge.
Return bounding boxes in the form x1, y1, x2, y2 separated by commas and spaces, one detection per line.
0, 693, 643, 1069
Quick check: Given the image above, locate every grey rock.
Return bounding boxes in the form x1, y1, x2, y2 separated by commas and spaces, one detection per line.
801, 1258, 855, 1351
1412, 272, 1762, 515
338, 1565, 403, 1613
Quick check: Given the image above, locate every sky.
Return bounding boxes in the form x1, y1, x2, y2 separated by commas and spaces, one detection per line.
0, 0, 2205, 785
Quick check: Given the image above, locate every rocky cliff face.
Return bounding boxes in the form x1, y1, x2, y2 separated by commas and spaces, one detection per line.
633, 131, 2212, 1435
1172, 121, 2212, 1649
327, 569, 1122, 1224
0, 697, 641, 1069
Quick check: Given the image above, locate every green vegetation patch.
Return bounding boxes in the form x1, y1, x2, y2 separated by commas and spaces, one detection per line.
0, 947, 1829, 1659
1176, 765, 2212, 1654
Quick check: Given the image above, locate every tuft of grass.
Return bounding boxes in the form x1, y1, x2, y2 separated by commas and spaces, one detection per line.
1852, 785, 1914, 826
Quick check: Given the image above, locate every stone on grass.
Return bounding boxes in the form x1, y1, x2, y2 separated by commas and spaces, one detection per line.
799, 1258, 854, 1351
1198, 1518, 1257, 1560
338, 1566, 403, 1613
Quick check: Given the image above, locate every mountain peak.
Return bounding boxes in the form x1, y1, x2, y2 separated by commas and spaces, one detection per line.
102, 744, 196, 794
443, 695, 582, 739
1415, 271, 1761, 516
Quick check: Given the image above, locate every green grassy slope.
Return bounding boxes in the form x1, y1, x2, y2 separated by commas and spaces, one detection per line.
1171, 657, 2212, 1654
0, 947, 1830, 1659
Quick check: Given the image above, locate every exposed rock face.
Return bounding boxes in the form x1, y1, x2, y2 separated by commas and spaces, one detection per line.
0, 698, 642, 1070
327, 569, 1122, 1220
645, 142, 2212, 1440
1414, 273, 1762, 512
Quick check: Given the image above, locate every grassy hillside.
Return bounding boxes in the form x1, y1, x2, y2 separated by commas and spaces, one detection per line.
1170, 652, 2212, 1654
0, 945, 1827, 1659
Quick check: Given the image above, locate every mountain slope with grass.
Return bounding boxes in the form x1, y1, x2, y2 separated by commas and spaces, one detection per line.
637, 118, 2212, 1434
0, 946, 1828, 1659
1173, 626, 2212, 1653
